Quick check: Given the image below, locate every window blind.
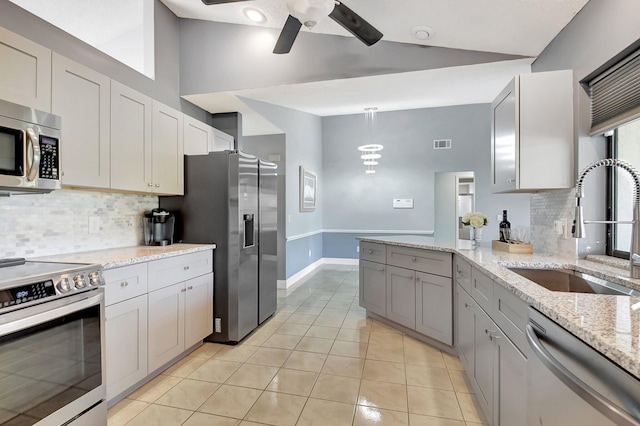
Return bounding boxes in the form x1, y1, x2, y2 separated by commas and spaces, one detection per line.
587, 48, 640, 135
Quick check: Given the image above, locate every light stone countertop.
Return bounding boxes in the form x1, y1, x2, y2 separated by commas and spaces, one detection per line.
34, 243, 215, 270
358, 235, 640, 379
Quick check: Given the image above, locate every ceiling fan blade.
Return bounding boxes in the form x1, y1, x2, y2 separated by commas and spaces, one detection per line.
329, 1, 382, 46
201, 0, 252, 5
273, 15, 302, 54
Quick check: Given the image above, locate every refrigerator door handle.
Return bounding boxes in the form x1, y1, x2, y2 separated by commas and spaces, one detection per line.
243, 213, 255, 248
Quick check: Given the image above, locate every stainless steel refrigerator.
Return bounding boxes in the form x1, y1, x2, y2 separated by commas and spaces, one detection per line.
160, 150, 278, 343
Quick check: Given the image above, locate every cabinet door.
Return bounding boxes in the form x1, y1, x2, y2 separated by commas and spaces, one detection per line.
455, 284, 475, 375
494, 329, 527, 426
184, 273, 214, 348
152, 101, 184, 195
474, 306, 495, 422
148, 282, 185, 372
52, 54, 110, 188
110, 81, 152, 192
491, 77, 517, 192
359, 260, 386, 316
386, 266, 416, 329
183, 114, 211, 155
105, 294, 148, 401
0, 27, 51, 111
415, 272, 452, 345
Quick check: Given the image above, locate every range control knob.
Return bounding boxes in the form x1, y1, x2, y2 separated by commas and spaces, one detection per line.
88, 271, 101, 286
74, 274, 87, 289
57, 277, 72, 293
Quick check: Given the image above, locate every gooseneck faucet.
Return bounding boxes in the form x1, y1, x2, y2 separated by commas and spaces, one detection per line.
572, 158, 640, 279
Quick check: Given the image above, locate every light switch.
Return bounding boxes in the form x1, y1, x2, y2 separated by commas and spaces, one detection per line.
393, 199, 414, 209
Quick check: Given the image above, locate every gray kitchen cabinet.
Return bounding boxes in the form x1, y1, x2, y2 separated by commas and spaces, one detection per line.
183, 114, 212, 155
386, 265, 416, 329
151, 101, 184, 195
494, 326, 527, 426
455, 283, 475, 375
491, 70, 573, 193
52, 53, 111, 188
359, 259, 386, 316
455, 267, 527, 426
110, 81, 153, 193
416, 271, 452, 345
184, 273, 214, 348
148, 281, 185, 372
105, 294, 148, 401
0, 27, 51, 112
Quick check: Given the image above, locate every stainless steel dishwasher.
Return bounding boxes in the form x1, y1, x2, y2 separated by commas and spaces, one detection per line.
527, 307, 640, 426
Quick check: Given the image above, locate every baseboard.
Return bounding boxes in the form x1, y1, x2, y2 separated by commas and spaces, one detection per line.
279, 257, 359, 289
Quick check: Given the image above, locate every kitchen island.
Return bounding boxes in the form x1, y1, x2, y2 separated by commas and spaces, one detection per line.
358, 234, 640, 378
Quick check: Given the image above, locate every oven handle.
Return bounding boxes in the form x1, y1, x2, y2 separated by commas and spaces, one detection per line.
0, 291, 103, 337
526, 324, 639, 426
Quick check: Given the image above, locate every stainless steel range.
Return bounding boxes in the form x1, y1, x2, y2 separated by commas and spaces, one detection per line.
0, 258, 106, 426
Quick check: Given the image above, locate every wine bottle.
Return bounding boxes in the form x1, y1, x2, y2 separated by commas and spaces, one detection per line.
499, 210, 511, 242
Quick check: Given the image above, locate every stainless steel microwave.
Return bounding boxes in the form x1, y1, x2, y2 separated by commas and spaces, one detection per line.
0, 98, 61, 194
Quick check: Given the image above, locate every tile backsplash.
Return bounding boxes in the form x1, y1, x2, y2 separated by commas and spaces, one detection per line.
530, 189, 577, 257
0, 189, 158, 258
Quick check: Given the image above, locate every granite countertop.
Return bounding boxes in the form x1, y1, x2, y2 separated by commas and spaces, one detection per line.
358, 235, 640, 379
34, 243, 216, 270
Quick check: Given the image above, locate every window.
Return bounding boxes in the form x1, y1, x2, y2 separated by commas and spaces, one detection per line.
608, 118, 640, 258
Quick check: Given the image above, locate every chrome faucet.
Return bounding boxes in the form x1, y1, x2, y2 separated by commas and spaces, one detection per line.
572, 158, 640, 278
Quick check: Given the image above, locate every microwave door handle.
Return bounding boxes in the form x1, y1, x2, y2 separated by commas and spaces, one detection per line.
25, 128, 40, 182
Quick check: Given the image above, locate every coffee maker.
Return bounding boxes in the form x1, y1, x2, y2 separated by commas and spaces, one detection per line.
143, 208, 175, 246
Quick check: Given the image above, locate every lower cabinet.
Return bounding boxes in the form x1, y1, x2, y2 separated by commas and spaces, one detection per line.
359, 260, 386, 316
456, 278, 527, 426
105, 294, 148, 401
359, 243, 453, 346
148, 273, 214, 372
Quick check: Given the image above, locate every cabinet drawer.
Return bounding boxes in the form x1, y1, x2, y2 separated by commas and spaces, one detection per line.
360, 242, 386, 264
471, 267, 494, 313
493, 283, 528, 354
148, 251, 213, 292
104, 263, 148, 306
454, 255, 472, 292
386, 246, 452, 277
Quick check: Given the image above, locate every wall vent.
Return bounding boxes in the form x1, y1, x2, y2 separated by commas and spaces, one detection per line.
433, 139, 452, 149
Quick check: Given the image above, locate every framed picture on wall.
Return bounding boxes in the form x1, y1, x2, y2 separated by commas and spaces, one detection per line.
300, 166, 317, 211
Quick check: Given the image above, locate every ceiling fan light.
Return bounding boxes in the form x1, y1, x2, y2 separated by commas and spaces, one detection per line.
286, 0, 334, 29
243, 7, 266, 23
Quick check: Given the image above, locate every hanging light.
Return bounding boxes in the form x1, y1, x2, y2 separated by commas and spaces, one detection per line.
358, 107, 382, 174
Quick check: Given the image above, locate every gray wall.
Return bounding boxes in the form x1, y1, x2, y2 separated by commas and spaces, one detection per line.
321, 104, 531, 257
0, 0, 206, 120
177, 19, 526, 96
242, 134, 287, 281
531, 0, 640, 257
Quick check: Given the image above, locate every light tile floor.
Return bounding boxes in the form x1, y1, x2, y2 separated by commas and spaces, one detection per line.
108, 265, 487, 426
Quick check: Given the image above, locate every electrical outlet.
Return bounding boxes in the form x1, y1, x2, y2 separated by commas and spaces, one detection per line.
356, 246, 360, 253
88, 216, 100, 234
308, 250, 312, 257
288, 215, 292, 223
215, 318, 221, 333
554, 219, 568, 239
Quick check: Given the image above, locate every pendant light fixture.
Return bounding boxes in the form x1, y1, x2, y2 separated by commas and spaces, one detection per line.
358, 107, 383, 174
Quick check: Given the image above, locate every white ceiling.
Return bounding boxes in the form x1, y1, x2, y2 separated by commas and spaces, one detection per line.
164, 0, 589, 134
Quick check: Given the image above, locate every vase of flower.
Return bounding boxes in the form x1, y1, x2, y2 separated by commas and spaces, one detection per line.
462, 212, 488, 247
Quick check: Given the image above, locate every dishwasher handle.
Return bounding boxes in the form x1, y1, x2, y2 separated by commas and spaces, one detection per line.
526, 324, 640, 426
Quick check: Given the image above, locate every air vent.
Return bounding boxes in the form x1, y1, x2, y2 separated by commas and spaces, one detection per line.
434, 139, 452, 149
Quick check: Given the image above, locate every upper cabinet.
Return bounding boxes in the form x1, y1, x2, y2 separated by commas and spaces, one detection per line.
491, 70, 574, 193
152, 101, 184, 195
111, 81, 153, 193
0, 27, 51, 112
183, 114, 212, 156
52, 54, 111, 188
212, 127, 234, 151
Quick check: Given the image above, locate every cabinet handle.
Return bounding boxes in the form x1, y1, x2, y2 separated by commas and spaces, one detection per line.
368, 250, 374, 254
187, 286, 193, 290
121, 282, 128, 287
490, 334, 501, 341
379, 267, 385, 272
181, 288, 187, 292
147, 183, 153, 187
507, 178, 516, 183
464, 303, 470, 308
155, 184, 160, 188
184, 266, 190, 271
412, 257, 417, 262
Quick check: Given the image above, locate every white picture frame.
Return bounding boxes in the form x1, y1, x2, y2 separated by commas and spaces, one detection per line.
300, 166, 317, 212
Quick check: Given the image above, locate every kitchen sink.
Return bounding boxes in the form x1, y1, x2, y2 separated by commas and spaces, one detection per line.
507, 267, 640, 296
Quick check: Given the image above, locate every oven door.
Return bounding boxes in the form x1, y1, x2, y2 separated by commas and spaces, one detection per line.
0, 288, 106, 426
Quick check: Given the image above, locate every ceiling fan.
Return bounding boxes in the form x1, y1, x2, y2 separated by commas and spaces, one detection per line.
201, 0, 383, 54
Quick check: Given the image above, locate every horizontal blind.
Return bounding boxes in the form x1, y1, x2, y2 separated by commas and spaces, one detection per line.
588, 48, 640, 134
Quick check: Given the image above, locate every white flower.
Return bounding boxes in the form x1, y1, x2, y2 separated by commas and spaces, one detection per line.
462, 212, 488, 228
